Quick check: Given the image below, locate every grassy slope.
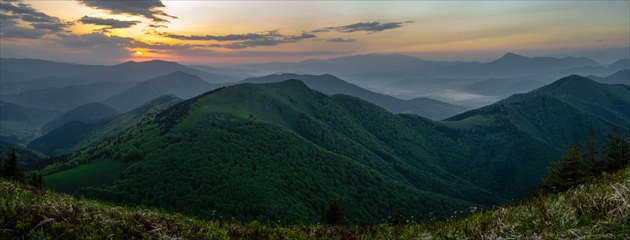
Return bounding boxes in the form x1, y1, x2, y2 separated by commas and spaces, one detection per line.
2, 167, 628, 239
43, 159, 131, 193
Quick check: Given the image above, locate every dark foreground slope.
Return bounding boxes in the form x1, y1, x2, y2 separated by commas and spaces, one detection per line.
3, 166, 628, 239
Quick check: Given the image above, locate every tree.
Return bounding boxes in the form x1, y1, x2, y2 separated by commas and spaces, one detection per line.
581, 126, 599, 168
320, 198, 344, 226
541, 145, 589, 194
601, 127, 630, 172
2, 149, 23, 182
30, 172, 44, 189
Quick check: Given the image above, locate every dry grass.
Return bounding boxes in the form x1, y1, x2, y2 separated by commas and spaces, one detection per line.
1, 167, 628, 239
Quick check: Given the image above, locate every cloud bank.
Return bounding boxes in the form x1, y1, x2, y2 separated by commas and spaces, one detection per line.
79, 16, 141, 31
322, 21, 410, 33
77, 0, 176, 23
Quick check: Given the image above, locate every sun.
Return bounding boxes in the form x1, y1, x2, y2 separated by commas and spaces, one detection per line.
136, 51, 143, 55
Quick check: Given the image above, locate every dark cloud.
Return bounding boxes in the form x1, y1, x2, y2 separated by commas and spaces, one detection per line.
0, 25, 48, 39
311, 29, 330, 33
0, 12, 19, 25
77, 0, 176, 23
0, 1, 61, 23
284, 32, 316, 41
163, 31, 282, 41
405, 21, 415, 23
327, 38, 355, 43
0, 0, 72, 38
130, 41, 200, 51
55, 32, 134, 48
31, 22, 71, 32
220, 39, 286, 49
162, 30, 316, 49
79, 16, 141, 30
328, 21, 407, 33
227, 50, 354, 57
148, 24, 167, 28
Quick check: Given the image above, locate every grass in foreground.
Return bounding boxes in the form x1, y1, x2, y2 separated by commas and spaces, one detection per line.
2, 167, 629, 239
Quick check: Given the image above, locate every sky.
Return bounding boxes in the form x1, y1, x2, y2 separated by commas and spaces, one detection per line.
0, 0, 628, 65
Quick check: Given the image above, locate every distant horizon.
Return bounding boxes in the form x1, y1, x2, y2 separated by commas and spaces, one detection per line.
1, 46, 629, 67
1, 1, 628, 65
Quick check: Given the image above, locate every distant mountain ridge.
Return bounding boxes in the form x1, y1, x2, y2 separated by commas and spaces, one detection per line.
587, 69, 630, 85
241, 73, 467, 120
29, 95, 182, 156
2, 81, 136, 112
0, 58, 237, 84
103, 71, 224, 113
40, 102, 119, 135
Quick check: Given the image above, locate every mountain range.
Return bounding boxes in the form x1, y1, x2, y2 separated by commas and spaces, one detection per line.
241, 73, 467, 120
38, 74, 629, 224
233, 53, 627, 107
28, 95, 182, 156
587, 69, 630, 85
103, 71, 224, 113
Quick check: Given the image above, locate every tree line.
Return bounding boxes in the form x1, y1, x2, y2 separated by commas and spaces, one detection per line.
541, 127, 630, 194
0, 149, 44, 189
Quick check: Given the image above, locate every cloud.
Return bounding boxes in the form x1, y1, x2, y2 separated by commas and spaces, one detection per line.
31, 22, 70, 32
148, 24, 167, 28
327, 38, 355, 43
79, 16, 141, 30
163, 31, 282, 41
284, 32, 316, 41
311, 29, 330, 33
162, 30, 317, 49
325, 21, 408, 33
77, 0, 176, 23
0, 12, 19, 25
0, 1, 72, 38
130, 41, 200, 51
227, 50, 354, 57
55, 32, 134, 48
0, 25, 48, 39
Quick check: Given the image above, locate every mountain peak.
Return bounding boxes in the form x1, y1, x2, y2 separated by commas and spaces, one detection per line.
493, 52, 530, 63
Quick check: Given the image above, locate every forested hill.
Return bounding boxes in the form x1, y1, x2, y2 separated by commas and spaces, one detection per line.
41, 76, 630, 224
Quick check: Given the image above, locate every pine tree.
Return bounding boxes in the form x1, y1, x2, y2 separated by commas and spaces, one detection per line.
3, 149, 23, 182
320, 198, 344, 226
30, 172, 44, 189
541, 145, 589, 194
602, 127, 630, 172
581, 126, 600, 174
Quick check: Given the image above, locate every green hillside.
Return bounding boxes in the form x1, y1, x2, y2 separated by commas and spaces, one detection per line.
28, 95, 182, 156
3, 166, 628, 239
440, 75, 630, 197
40, 76, 630, 224
43, 81, 481, 224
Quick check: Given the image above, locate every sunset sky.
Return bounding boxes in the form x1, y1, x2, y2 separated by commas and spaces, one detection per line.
1, 0, 628, 65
